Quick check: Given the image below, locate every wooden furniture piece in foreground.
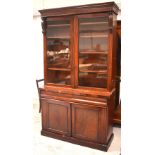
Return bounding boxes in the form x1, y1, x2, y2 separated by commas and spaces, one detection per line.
38, 2, 119, 151
113, 20, 121, 126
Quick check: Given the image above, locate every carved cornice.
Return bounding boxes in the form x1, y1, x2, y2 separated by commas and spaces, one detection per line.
41, 17, 47, 33
39, 2, 119, 17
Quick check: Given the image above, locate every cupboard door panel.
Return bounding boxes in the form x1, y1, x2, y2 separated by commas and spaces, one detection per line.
72, 104, 107, 143
41, 99, 71, 136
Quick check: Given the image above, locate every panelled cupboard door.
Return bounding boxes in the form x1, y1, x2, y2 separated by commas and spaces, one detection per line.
41, 98, 71, 136
72, 103, 108, 143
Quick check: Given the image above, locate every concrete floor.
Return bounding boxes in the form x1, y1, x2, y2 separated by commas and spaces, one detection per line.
33, 101, 121, 155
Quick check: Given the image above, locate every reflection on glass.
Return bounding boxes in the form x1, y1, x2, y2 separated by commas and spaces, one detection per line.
47, 70, 71, 85
46, 20, 71, 85
79, 17, 109, 53
47, 20, 70, 39
79, 54, 107, 72
47, 40, 70, 68
46, 20, 70, 69
79, 54, 108, 88
79, 72, 107, 88
78, 17, 109, 88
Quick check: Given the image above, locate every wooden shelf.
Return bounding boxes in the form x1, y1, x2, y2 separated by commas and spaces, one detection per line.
47, 24, 70, 27
48, 67, 70, 71
79, 29, 111, 33
80, 70, 107, 74
79, 34, 108, 38
79, 51, 108, 54
80, 21, 108, 25
47, 37, 70, 40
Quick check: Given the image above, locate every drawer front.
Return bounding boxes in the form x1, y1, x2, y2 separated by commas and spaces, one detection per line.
41, 98, 71, 136
72, 103, 108, 143
40, 90, 108, 107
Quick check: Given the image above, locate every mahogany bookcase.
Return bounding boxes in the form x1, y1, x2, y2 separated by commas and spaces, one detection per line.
38, 2, 119, 151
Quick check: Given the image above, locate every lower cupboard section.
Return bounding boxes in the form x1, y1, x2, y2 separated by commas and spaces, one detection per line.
41, 98, 113, 151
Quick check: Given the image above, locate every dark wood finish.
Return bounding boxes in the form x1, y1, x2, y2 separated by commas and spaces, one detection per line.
70, 17, 75, 87
40, 89, 114, 151
115, 20, 121, 108
38, 2, 119, 152
41, 130, 114, 151
45, 85, 115, 97
39, 2, 119, 17
72, 104, 107, 143
107, 14, 116, 91
73, 16, 79, 88
113, 20, 121, 126
48, 67, 70, 71
41, 98, 71, 136
40, 89, 108, 107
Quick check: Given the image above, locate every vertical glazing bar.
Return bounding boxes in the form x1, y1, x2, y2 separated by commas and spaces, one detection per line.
107, 13, 113, 91
70, 17, 75, 87
41, 17, 47, 84
73, 16, 79, 88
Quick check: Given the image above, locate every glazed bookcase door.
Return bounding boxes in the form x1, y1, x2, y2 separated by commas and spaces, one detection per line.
78, 14, 110, 89
46, 18, 72, 86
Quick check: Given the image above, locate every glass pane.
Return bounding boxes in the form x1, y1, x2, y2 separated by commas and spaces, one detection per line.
47, 39, 70, 68
79, 17, 109, 52
46, 20, 71, 85
47, 70, 71, 85
78, 16, 109, 88
46, 20, 70, 69
79, 72, 107, 88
